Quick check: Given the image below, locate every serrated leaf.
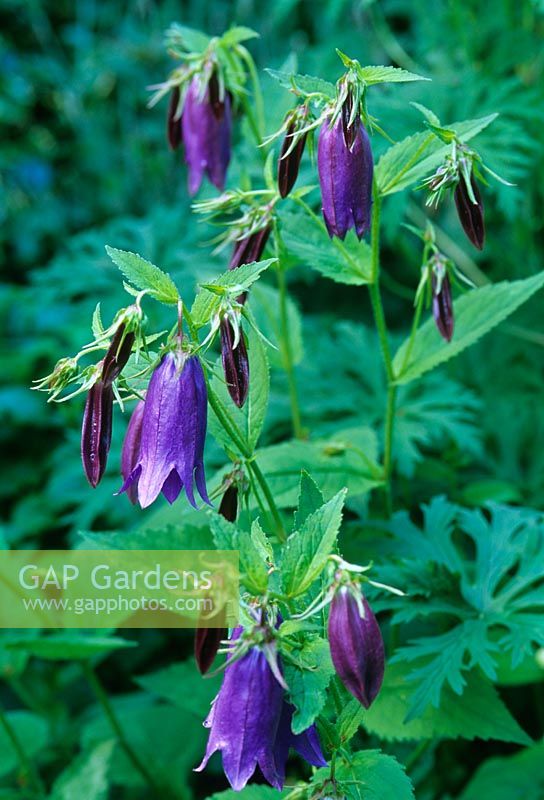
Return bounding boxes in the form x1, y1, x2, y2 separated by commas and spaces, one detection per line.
337, 698, 366, 744
376, 113, 498, 196
284, 637, 334, 733
358, 65, 430, 84
190, 259, 275, 328
105, 246, 179, 304
50, 740, 114, 800
393, 273, 544, 384
311, 751, 414, 800
280, 210, 372, 285
362, 663, 531, 745
209, 515, 267, 594
251, 519, 273, 562
294, 471, 325, 531
282, 489, 346, 597
265, 69, 336, 98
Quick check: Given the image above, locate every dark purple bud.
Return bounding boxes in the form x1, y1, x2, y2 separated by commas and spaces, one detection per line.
328, 587, 384, 709
102, 325, 135, 385
432, 272, 454, 342
194, 625, 227, 675
317, 110, 373, 240
220, 318, 249, 408
229, 225, 272, 270
196, 629, 284, 790
454, 173, 485, 250
273, 702, 327, 785
182, 74, 231, 196
278, 120, 307, 198
81, 381, 113, 488
218, 483, 239, 522
167, 86, 182, 151
120, 400, 145, 504
118, 353, 209, 508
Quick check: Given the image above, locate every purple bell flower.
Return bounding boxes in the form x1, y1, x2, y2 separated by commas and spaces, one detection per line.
432, 271, 454, 342
119, 351, 209, 508
220, 318, 249, 409
317, 104, 373, 240
197, 627, 327, 790
328, 586, 385, 709
454, 172, 485, 251
182, 74, 231, 196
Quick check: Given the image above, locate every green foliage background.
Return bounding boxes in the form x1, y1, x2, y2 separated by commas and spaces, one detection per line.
1, 0, 544, 798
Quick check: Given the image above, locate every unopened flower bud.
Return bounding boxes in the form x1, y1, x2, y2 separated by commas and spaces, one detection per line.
81, 380, 114, 488
432, 271, 454, 342
278, 110, 308, 198
167, 86, 182, 151
328, 586, 384, 708
229, 225, 272, 305
102, 324, 135, 384
220, 318, 249, 408
194, 625, 227, 675
120, 400, 145, 504
219, 483, 239, 522
454, 172, 485, 250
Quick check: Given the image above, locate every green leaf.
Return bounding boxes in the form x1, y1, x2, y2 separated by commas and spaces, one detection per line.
254, 427, 382, 509
280, 210, 372, 285
284, 637, 334, 733
312, 751, 414, 800
362, 663, 531, 744
220, 26, 259, 46
458, 742, 544, 800
281, 489, 346, 597
165, 23, 211, 53
293, 471, 325, 530
135, 659, 219, 718
394, 273, 544, 384
251, 519, 274, 562
79, 523, 214, 551
50, 740, 114, 800
376, 113, 498, 196
209, 788, 287, 800
265, 69, 336, 98
210, 515, 267, 594
336, 698, 366, 744
6, 634, 136, 660
0, 711, 48, 778
358, 65, 430, 84
104, 246, 179, 305
190, 258, 275, 328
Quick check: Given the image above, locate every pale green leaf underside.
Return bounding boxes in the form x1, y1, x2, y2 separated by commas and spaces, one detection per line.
393, 272, 544, 384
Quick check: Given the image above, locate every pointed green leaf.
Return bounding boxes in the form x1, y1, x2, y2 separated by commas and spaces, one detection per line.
105, 246, 179, 305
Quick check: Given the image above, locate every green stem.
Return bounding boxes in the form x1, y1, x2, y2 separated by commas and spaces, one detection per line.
0, 704, 45, 797
248, 460, 286, 542
239, 47, 266, 151
400, 287, 425, 375
275, 244, 303, 439
82, 663, 170, 798
368, 181, 396, 515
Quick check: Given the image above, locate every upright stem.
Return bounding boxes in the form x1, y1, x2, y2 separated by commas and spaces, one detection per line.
0, 704, 45, 797
368, 180, 396, 516
274, 237, 303, 439
82, 663, 171, 798
247, 460, 286, 543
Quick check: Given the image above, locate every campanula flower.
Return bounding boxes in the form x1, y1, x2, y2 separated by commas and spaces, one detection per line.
278, 108, 308, 198
120, 399, 145, 504
119, 351, 209, 508
167, 86, 182, 151
432, 271, 454, 342
194, 625, 227, 675
273, 702, 327, 785
182, 74, 231, 196
317, 103, 373, 240
328, 586, 384, 708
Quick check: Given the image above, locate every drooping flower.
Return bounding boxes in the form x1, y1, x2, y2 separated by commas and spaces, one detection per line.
229, 225, 271, 270
454, 171, 485, 250
182, 73, 231, 196
167, 86, 182, 151
120, 399, 145, 504
273, 702, 327, 785
197, 626, 327, 790
432, 270, 454, 342
328, 585, 384, 708
196, 630, 284, 790
194, 625, 227, 675
119, 351, 209, 508
102, 323, 135, 384
220, 317, 249, 408
317, 101, 373, 240
81, 380, 113, 488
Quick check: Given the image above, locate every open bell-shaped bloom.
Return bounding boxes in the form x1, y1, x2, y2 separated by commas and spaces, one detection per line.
119, 351, 209, 508
182, 74, 231, 196
328, 585, 384, 708
317, 105, 373, 240
273, 702, 327, 785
